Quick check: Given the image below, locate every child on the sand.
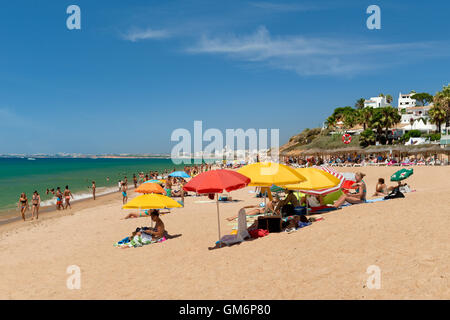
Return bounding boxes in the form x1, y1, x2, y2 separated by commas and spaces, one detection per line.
373, 178, 388, 196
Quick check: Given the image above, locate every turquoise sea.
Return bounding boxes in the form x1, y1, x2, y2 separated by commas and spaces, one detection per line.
0, 158, 185, 214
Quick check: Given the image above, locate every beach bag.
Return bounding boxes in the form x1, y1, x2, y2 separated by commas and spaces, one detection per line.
384, 188, 405, 200
281, 204, 295, 217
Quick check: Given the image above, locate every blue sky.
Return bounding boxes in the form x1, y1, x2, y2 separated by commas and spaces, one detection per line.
0, 0, 449, 154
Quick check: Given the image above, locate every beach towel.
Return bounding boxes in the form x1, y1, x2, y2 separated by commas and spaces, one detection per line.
365, 198, 386, 203
114, 234, 166, 248
249, 229, 269, 238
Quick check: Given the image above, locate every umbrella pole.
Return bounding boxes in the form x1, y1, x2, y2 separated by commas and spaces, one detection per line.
216, 194, 222, 247
305, 195, 309, 216
264, 191, 267, 215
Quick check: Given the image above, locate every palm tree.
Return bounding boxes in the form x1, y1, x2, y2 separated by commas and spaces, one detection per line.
355, 98, 365, 110
379, 106, 401, 141
325, 116, 337, 130
385, 94, 393, 104
343, 112, 357, 130
358, 107, 373, 130
433, 84, 450, 127
428, 106, 447, 133
360, 129, 376, 147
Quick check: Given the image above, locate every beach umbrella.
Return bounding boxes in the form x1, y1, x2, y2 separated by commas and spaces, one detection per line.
237, 162, 306, 186
135, 182, 165, 194
390, 168, 414, 182
285, 167, 342, 213
270, 185, 284, 193
285, 168, 341, 191
183, 169, 250, 246
237, 162, 306, 214
169, 171, 190, 178
341, 172, 356, 181
144, 179, 165, 184
122, 194, 183, 209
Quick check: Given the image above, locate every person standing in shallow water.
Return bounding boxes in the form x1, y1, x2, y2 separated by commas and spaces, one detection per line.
92, 181, 96, 200
18, 192, 29, 221
63, 185, 74, 209
31, 191, 41, 220
55, 187, 63, 210
133, 174, 138, 188
122, 183, 128, 204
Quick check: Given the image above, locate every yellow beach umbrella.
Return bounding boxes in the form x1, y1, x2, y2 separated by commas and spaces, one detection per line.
238, 162, 306, 215
237, 162, 306, 186
285, 168, 340, 190
122, 194, 182, 209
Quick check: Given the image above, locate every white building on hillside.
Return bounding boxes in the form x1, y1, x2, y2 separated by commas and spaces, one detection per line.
398, 92, 417, 109
400, 104, 433, 125
364, 96, 389, 108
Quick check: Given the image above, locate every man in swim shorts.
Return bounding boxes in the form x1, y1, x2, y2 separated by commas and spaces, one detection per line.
55, 187, 63, 210
122, 182, 128, 204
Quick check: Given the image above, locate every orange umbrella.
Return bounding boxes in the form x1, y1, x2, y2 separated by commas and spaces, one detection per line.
135, 182, 165, 194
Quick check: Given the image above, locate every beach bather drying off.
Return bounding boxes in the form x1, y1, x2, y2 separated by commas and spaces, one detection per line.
142, 211, 165, 241
115, 211, 166, 248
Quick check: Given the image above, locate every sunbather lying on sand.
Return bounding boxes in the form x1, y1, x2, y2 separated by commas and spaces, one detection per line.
332, 172, 367, 208
123, 209, 159, 219
388, 181, 407, 192
226, 199, 279, 221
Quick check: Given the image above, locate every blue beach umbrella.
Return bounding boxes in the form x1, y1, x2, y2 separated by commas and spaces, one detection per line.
145, 179, 163, 184
169, 171, 190, 178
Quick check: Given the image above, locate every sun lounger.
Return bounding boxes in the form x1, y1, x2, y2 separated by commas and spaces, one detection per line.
220, 208, 250, 246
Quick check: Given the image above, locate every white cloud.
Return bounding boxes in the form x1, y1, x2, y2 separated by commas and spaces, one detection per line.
186, 26, 449, 76
121, 28, 171, 42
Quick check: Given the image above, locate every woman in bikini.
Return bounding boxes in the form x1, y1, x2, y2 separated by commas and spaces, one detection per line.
63, 185, 74, 209
18, 192, 28, 221
226, 198, 279, 221
31, 191, 41, 220
91, 181, 96, 200
332, 172, 367, 208
373, 178, 388, 196
123, 209, 159, 219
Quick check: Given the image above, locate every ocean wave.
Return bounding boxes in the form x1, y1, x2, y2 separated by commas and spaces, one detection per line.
39, 186, 121, 207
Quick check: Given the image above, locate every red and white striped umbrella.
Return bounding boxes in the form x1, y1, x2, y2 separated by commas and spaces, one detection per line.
299, 166, 345, 196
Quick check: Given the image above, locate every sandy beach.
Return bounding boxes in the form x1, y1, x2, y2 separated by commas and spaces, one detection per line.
0, 165, 449, 300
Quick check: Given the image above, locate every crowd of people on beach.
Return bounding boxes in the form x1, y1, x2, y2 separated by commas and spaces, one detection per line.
284, 154, 446, 167
17, 163, 213, 222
